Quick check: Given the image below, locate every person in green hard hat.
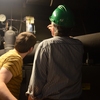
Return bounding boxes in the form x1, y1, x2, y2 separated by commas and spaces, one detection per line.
26, 5, 84, 100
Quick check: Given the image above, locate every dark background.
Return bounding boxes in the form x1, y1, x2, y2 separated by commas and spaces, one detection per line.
0, 0, 100, 40
0, 0, 100, 64
0, 1, 100, 100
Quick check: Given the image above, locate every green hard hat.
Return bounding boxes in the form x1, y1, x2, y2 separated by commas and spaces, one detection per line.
49, 5, 75, 27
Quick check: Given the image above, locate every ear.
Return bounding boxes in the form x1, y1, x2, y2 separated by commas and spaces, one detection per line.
28, 47, 33, 53
30, 47, 33, 52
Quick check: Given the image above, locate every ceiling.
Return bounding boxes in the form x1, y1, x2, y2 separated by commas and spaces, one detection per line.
25, 0, 100, 7
26, 0, 87, 7
0, 0, 100, 35
25, 0, 100, 10
0, 0, 97, 9
0, 0, 100, 13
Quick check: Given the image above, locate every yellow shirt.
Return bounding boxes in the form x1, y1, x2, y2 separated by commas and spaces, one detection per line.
0, 49, 23, 99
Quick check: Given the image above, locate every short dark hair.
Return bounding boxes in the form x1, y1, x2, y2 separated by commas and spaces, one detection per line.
14, 32, 36, 53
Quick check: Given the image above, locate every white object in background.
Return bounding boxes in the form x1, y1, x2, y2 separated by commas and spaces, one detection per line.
25, 16, 34, 32
0, 14, 6, 22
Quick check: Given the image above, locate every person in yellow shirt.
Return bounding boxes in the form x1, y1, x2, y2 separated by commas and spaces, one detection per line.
0, 32, 36, 100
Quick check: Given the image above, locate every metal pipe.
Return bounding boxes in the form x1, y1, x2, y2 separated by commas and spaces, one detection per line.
74, 32, 100, 48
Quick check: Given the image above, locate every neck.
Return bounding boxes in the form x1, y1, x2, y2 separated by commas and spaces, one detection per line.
19, 52, 28, 59
14, 49, 28, 59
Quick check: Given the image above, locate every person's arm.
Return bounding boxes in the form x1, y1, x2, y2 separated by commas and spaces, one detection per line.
0, 67, 17, 100
26, 43, 48, 99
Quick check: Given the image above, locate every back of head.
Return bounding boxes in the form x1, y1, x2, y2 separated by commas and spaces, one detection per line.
14, 32, 36, 53
49, 5, 75, 28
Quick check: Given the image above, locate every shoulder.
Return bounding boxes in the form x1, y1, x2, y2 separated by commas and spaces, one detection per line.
68, 37, 83, 45
38, 38, 54, 48
1, 50, 22, 68
3, 56, 23, 77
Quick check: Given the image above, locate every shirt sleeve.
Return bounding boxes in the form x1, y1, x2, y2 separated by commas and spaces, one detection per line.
26, 43, 48, 99
3, 56, 22, 77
